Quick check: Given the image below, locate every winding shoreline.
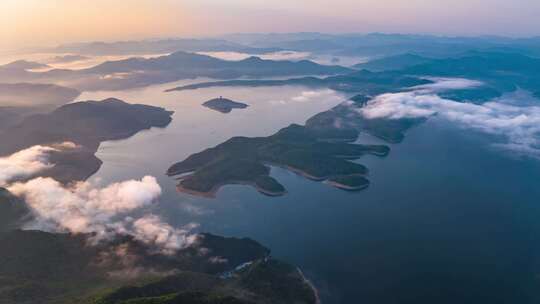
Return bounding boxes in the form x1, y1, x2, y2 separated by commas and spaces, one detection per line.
176, 177, 287, 198
174, 162, 369, 198
324, 179, 370, 191
297, 267, 322, 304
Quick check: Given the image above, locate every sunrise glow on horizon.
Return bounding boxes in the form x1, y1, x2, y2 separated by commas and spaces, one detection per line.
2, 0, 540, 49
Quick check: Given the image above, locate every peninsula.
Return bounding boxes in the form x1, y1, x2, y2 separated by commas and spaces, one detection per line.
167, 124, 389, 197
0, 98, 173, 183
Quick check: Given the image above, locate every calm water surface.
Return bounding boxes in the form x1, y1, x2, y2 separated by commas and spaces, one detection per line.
81, 82, 540, 304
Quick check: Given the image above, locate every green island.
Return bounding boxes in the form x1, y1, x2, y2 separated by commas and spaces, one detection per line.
203, 97, 249, 113
167, 123, 390, 197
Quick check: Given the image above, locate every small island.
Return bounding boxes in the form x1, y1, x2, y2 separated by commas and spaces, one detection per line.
203, 97, 249, 113
167, 124, 389, 197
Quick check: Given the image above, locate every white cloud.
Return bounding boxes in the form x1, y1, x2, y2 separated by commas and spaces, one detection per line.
132, 215, 199, 255
0, 142, 83, 187
412, 77, 484, 93
198, 51, 311, 62
8, 175, 198, 254
260, 51, 312, 61
8, 176, 161, 234
291, 89, 342, 103
1, 144, 199, 254
359, 78, 540, 158
53, 142, 81, 150
0, 145, 57, 186
269, 89, 343, 106
360, 92, 439, 119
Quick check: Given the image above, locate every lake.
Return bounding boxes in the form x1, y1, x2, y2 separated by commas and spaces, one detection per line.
80, 81, 540, 303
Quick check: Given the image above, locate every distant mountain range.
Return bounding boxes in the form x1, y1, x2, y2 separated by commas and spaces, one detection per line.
167, 69, 431, 95
0, 51, 351, 91
403, 51, 540, 92
86, 50, 350, 76
49, 38, 281, 56
354, 53, 433, 71
170, 50, 540, 104
7, 32, 540, 92
0, 83, 81, 130
221, 32, 540, 58
36, 32, 540, 61
0, 60, 49, 71
0, 83, 80, 108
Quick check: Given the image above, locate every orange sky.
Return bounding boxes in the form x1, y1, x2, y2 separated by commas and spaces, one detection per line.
1, 0, 194, 48
2, 0, 540, 50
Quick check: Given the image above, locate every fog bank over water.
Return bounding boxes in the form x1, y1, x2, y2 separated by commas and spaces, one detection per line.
361, 80, 540, 158
198, 51, 369, 67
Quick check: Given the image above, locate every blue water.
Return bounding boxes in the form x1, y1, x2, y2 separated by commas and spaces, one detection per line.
83, 82, 540, 303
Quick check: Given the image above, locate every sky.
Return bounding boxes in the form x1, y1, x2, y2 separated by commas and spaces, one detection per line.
2, 0, 540, 49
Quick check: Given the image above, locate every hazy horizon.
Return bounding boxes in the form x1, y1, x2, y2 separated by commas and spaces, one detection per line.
3, 0, 540, 50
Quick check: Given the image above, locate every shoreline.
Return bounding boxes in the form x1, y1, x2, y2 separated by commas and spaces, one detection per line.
174, 162, 370, 197
176, 177, 286, 198
172, 162, 329, 197
324, 180, 370, 191
265, 161, 370, 183
297, 267, 322, 304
